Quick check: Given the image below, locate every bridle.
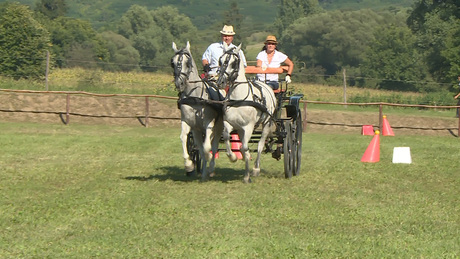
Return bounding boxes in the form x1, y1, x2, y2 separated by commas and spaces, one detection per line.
171, 50, 193, 88
218, 48, 241, 86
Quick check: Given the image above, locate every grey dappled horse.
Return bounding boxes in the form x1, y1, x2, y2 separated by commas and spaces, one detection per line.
171, 41, 223, 181
217, 43, 277, 183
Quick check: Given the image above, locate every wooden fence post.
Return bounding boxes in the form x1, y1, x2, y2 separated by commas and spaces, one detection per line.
145, 96, 149, 128
379, 104, 383, 132
343, 68, 347, 108
66, 93, 70, 125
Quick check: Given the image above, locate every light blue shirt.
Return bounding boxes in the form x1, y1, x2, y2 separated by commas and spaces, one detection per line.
202, 42, 247, 75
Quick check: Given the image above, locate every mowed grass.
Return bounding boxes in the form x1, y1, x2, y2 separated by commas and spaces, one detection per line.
0, 122, 458, 258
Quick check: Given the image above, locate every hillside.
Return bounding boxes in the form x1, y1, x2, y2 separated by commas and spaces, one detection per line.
2, 0, 414, 31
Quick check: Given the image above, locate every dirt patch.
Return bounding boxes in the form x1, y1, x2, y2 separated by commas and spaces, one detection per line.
0, 91, 458, 137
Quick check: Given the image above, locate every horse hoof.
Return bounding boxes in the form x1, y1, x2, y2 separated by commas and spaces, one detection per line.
252, 168, 260, 177
186, 170, 195, 177
228, 153, 238, 162
185, 161, 194, 172
243, 177, 252, 184
209, 172, 216, 178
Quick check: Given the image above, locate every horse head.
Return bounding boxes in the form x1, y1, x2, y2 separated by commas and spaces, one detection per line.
171, 41, 194, 92
217, 43, 243, 88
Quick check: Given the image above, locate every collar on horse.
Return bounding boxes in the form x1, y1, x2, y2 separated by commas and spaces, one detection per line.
177, 78, 224, 112
224, 79, 271, 117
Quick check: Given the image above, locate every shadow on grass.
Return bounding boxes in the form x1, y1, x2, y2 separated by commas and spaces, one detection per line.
123, 166, 246, 183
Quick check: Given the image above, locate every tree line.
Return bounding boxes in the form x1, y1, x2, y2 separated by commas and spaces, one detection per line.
0, 0, 459, 94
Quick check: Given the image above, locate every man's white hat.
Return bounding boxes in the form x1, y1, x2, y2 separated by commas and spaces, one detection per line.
220, 25, 235, 35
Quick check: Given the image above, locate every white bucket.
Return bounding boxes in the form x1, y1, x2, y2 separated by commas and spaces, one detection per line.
392, 147, 412, 164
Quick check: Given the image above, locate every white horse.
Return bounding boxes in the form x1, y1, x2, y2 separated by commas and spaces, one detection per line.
171, 41, 223, 181
217, 43, 277, 183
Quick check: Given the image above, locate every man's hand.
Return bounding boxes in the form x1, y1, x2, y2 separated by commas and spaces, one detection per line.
285, 74, 291, 84
203, 64, 211, 73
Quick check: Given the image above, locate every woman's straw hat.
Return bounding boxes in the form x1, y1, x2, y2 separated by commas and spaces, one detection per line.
220, 25, 235, 35
264, 35, 278, 44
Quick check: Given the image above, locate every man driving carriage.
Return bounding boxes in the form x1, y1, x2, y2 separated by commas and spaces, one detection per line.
202, 25, 247, 78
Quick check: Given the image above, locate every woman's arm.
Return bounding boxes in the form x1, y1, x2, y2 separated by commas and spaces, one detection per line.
284, 57, 294, 76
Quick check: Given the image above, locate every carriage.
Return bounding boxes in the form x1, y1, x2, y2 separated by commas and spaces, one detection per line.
172, 42, 304, 182
187, 69, 303, 179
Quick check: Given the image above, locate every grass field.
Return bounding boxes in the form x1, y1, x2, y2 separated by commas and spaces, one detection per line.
0, 122, 458, 258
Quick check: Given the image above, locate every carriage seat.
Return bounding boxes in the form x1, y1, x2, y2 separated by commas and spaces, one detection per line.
245, 65, 289, 93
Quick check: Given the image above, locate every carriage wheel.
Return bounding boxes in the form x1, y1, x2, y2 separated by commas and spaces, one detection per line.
186, 132, 201, 176
294, 110, 303, 176
283, 121, 296, 179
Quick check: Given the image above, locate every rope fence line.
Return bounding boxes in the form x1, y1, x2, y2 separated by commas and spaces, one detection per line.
300, 100, 460, 137
1, 89, 459, 136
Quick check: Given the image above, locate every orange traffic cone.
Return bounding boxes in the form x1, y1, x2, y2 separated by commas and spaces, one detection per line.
361, 130, 380, 163
382, 115, 394, 136
230, 133, 243, 159
361, 125, 374, 135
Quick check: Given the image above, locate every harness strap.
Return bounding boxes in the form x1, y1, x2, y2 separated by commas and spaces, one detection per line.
249, 79, 266, 107
177, 96, 205, 109
177, 96, 224, 114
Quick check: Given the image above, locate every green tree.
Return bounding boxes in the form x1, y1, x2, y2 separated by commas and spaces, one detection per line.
0, 3, 50, 79
118, 5, 154, 39
117, 5, 197, 71
46, 17, 109, 68
273, 0, 322, 35
407, 0, 460, 85
361, 25, 429, 91
35, 0, 67, 20
441, 25, 460, 89
100, 31, 140, 71
283, 9, 396, 76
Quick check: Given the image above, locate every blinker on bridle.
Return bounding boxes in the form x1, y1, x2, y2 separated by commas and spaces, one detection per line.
219, 49, 240, 82
172, 50, 192, 79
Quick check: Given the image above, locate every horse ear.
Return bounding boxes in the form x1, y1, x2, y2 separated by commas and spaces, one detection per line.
172, 42, 178, 52
236, 43, 242, 53
186, 41, 190, 51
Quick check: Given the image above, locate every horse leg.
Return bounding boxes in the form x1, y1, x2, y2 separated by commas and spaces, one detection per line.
203, 119, 215, 162
192, 131, 209, 181
239, 127, 254, 183
208, 116, 224, 178
223, 121, 238, 162
180, 122, 194, 173
252, 122, 272, 177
